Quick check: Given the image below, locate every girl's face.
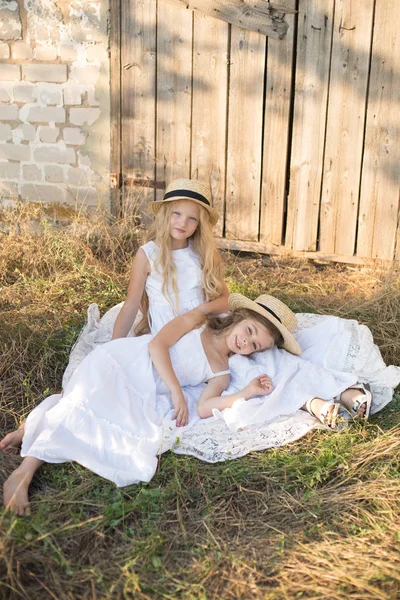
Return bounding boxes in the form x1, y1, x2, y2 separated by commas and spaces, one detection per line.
227, 318, 276, 355
169, 200, 201, 248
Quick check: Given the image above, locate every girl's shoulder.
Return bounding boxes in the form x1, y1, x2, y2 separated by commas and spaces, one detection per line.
140, 240, 158, 260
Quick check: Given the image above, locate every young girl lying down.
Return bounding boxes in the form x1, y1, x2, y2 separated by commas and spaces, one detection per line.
3, 293, 371, 515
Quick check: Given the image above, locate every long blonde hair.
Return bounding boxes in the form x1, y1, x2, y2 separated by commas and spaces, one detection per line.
134, 200, 224, 335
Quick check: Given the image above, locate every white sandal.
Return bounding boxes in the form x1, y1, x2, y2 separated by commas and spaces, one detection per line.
345, 383, 372, 420
305, 398, 348, 431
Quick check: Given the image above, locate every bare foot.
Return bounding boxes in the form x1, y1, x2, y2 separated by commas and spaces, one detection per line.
0, 426, 25, 454
3, 469, 31, 516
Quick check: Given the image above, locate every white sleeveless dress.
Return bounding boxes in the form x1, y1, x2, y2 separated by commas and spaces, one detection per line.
21, 327, 229, 487
62, 240, 205, 388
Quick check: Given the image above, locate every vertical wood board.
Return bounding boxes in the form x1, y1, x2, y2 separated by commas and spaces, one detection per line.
357, 0, 400, 259
260, 0, 296, 246
110, 0, 122, 215
285, 0, 334, 251
225, 26, 266, 241
191, 14, 229, 237
121, 0, 157, 216
155, 2, 193, 201
319, 0, 375, 255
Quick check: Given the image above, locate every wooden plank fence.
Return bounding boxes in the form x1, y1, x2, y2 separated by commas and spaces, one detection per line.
111, 0, 400, 264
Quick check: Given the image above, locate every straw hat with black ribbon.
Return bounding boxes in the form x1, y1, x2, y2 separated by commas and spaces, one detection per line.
149, 179, 219, 226
228, 293, 302, 355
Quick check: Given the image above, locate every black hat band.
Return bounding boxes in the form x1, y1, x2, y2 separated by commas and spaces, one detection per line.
163, 189, 211, 207
256, 302, 282, 324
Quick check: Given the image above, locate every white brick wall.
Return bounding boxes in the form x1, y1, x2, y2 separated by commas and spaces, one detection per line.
0, 0, 110, 209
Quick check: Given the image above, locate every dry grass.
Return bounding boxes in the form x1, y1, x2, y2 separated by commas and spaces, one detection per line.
0, 202, 399, 599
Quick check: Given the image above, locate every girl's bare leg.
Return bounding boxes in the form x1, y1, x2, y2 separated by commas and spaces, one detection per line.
0, 423, 25, 453
3, 456, 43, 516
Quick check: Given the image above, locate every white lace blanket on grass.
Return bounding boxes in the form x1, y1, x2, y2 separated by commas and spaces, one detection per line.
64, 309, 400, 464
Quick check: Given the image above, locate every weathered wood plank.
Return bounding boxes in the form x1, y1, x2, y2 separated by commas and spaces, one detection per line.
216, 237, 377, 265
260, 0, 296, 246
110, 0, 122, 215
155, 2, 193, 201
121, 0, 157, 217
225, 26, 266, 241
285, 0, 334, 251
165, 0, 295, 39
319, 0, 374, 256
357, 0, 400, 260
191, 13, 229, 237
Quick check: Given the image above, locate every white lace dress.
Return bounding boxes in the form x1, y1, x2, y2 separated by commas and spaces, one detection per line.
21, 327, 229, 487
62, 240, 205, 388
172, 314, 400, 463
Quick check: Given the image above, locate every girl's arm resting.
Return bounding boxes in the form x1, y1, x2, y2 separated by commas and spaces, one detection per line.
112, 249, 150, 339
148, 313, 205, 426
197, 374, 273, 418
197, 280, 230, 316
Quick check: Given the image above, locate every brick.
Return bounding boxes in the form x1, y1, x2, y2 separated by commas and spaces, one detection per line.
77, 151, 91, 167
22, 164, 42, 182
13, 83, 35, 103
0, 143, 31, 161
22, 64, 67, 84
67, 166, 90, 186
0, 181, 18, 197
0, 124, 12, 142
59, 44, 78, 62
86, 44, 108, 63
63, 85, 83, 106
0, 103, 19, 120
11, 42, 33, 60
38, 126, 60, 143
0, 64, 20, 81
70, 24, 102, 45
34, 145, 76, 165
0, 88, 11, 102
87, 88, 99, 107
23, 106, 65, 124
69, 108, 100, 126
12, 124, 36, 143
44, 165, 64, 183
0, 42, 10, 59
68, 185, 98, 206
63, 127, 86, 146
70, 65, 100, 85
36, 83, 62, 106
34, 44, 57, 61
0, 162, 20, 180
0, 2, 22, 41
20, 183, 69, 204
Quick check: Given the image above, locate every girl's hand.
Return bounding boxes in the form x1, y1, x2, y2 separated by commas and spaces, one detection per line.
171, 390, 189, 427
243, 374, 273, 399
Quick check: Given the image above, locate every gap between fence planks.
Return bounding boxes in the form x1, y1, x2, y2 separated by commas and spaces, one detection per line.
165, 0, 295, 39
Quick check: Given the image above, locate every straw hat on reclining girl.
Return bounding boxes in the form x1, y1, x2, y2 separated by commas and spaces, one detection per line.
229, 293, 302, 356
150, 179, 219, 226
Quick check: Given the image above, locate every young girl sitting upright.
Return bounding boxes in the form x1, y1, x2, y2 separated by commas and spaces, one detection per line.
62, 178, 229, 386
